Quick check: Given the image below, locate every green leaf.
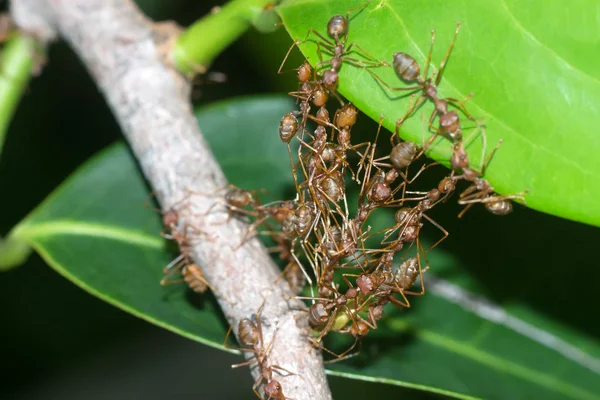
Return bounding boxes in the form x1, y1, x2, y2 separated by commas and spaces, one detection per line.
7, 95, 599, 399
276, 0, 600, 227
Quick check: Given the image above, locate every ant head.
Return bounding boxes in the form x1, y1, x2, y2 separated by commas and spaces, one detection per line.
297, 62, 312, 83
356, 274, 374, 294
162, 209, 178, 228
311, 86, 329, 107
438, 176, 456, 194
264, 380, 284, 399
350, 320, 369, 338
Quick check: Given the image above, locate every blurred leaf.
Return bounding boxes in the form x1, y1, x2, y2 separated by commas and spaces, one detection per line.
6, 95, 600, 399
277, 0, 600, 227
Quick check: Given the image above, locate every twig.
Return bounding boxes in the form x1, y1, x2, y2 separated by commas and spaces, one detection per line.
0, 32, 40, 158
10, 0, 331, 399
172, 0, 275, 76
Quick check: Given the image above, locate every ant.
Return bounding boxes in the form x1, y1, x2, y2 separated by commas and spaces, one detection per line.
280, 2, 386, 97
160, 253, 214, 294
224, 301, 295, 400
367, 23, 484, 147
450, 140, 528, 217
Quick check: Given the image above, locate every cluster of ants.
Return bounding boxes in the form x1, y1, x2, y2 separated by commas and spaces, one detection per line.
156, 4, 527, 399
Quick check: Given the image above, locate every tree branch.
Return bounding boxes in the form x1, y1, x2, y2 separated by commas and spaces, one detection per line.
10, 1, 332, 399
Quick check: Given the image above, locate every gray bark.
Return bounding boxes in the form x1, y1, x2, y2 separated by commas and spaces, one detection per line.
10, 1, 331, 399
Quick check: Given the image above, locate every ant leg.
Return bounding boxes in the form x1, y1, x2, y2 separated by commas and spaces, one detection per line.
457, 202, 476, 219
251, 375, 264, 400
395, 94, 426, 136
407, 240, 431, 298
222, 324, 256, 354
433, 22, 462, 87
422, 29, 436, 80
235, 215, 270, 250
160, 276, 184, 286
161, 253, 185, 274
290, 250, 316, 300
269, 364, 297, 377
364, 67, 422, 93
323, 349, 360, 365
304, 28, 335, 49
460, 191, 528, 206
345, 42, 389, 67
388, 293, 411, 309
338, 337, 360, 358
344, 1, 371, 26
278, 40, 301, 75
479, 139, 503, 176
422, 214, 449, 252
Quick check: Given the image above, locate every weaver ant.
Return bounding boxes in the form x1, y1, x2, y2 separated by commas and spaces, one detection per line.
224, 301, 296, 400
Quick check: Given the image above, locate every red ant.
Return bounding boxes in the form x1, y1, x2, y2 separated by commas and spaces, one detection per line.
224, 301, 296, 400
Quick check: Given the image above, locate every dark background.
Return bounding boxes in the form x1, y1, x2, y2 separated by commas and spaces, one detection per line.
1, 1, 598, 399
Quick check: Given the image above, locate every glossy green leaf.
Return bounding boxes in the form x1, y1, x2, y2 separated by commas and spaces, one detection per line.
6, 95, 600, 399
276, 0, 600, 227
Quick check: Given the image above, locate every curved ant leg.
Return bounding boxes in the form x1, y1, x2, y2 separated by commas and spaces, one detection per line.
278, 40, 302, 75
388, 293, 411, 309
364, 67, 423, 94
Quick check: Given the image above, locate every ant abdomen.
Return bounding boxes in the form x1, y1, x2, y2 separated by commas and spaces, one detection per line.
317, 171, 345, 202
238, 318, 259, 347
390, 141, 417, 170
294, 204, 315, 236
394, 257, 419, 290
183, 264, 209, 293
309, 302, 330, 327
311, 86, 329, 107
279, 113, 298, 143
485, 198, 513, 215
327, 14, 347, 39
225, 187, 254, 208
392, 52, 420, 82
394, 207, 411, 224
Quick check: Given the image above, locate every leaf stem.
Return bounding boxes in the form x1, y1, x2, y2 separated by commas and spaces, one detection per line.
0, 234, 31, 271
172, 0, 278, 76
0, 33, 39, 158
